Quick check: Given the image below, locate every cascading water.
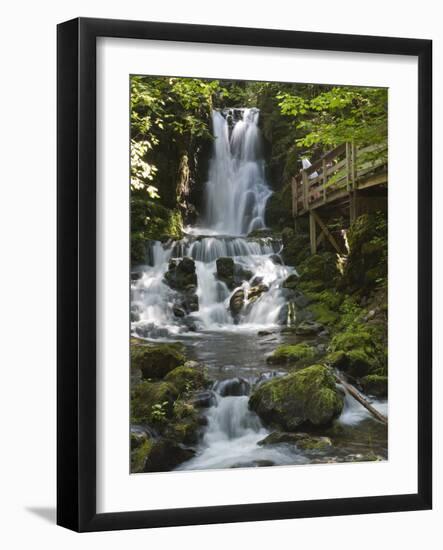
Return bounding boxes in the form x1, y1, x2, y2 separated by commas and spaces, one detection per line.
203, 108, 272, 236
131, 107, 294, 338
131, 107, 387, 471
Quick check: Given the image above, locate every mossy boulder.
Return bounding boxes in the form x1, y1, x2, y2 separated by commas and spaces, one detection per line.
166, 399, 203, 445
164, 365, 209, 394
327, 328, 379, 377
295, 320, 324, 336
132, 342, 186, 380
131, 380, 179, 426
309, 302, 339, 325
230, 288, 245, 316
258, 431, 332, 450
341, 212, 387, 292
282, 273, 299, 290
143, 438, 195, 472
267, 343, 315, 365
130, 426, 154, 473
360, 374, 388, 397
325, 349, 372, 378
249, 365, 344, 430
281, 227, 310, 267
297, 252, 338, 291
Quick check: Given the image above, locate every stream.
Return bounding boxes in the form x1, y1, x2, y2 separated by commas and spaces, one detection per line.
131, 107, 387, 470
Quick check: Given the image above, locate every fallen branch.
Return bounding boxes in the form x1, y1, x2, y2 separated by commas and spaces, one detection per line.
333, 370, 388, 425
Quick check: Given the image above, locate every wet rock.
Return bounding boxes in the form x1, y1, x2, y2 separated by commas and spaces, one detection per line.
258, 330, 273, 336
131, 381, 179, 426
164, 257, 197, 291
131, 271, 143, 281
173, 306, 186, 318
131, 427, 153, 473
180, 289, 199, 313
269, 254, 283, 265
190, 390, 217, 408
295, 320, 324, 336
164, 365, 209, 394
214, 377, 250, 397
216, 257, 235, 287
230, 288, 245, 316
143, 438, 195, 472
131, 311, 141, 322
231, 460, 275, 468
132, 342, 186, 379
283, 273, 299, 290
234, 263, 253, 284
247, 283, 269, 303
360, 374, 388, 397
258, 432, 332, 450
249, 365, 344, 430
294, 293, 312, 309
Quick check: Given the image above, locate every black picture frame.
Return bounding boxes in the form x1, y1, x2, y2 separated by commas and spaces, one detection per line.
57, 17, 432, 532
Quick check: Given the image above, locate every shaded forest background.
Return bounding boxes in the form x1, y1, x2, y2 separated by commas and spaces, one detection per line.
130, 76, 387, 261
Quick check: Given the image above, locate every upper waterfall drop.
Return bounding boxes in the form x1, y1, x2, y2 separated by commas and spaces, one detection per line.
203, 108, 272, 236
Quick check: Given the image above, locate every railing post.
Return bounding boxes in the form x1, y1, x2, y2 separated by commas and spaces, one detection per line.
309, 211, 317, 254
292, 177, 298, 217
322, 158, 327, 202
351, 141, 357, 188
302, 170, 309, 211
346, 142, 351, 192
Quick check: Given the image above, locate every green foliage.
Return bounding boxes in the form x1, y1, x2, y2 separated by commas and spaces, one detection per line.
278, 86, 388, 149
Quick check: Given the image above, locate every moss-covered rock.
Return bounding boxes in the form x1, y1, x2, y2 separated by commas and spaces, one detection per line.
143, 438, 195, 472
325, 349, 372, 378
131, 380, 179, 426
132, 342, 186, 380
166, 399, 203, 445
131, 437, 153, 473
341, 212, 387, 292
360, 374, 388, 397
281, 227, 310, 267
297, 252, 339, 292
257, 431, 332, 450
267, 343, 315, 365
164, 365, 209, 394
249, 365, 344, 430
282, 273, 299, 290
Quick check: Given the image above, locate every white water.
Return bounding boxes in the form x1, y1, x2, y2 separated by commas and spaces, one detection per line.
131, 108, 294, 337
204, 108, 272, 236
178, 388, 307, 471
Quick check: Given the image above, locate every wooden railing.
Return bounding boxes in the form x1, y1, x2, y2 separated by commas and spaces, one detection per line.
291, 141, 388, 216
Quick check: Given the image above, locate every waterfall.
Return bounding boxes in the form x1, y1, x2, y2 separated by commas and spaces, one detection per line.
204, 108, 272, 236
131, 107, 295, 338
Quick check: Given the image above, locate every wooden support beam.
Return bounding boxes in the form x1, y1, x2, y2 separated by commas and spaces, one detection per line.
345, 142, 351, 192
302, 170, 309, 211
350, 190, 358, 224
311, 210, 342, 255
309, 211, 317, 254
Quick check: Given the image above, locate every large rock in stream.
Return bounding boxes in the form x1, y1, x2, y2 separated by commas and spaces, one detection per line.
164, 257, 197, 290
249, 365, 344, 430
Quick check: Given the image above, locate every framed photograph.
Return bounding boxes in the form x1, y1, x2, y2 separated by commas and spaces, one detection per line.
57, 17, 432, 532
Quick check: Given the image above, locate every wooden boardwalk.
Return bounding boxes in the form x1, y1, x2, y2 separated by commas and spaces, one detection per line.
291, 142, 388, 254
